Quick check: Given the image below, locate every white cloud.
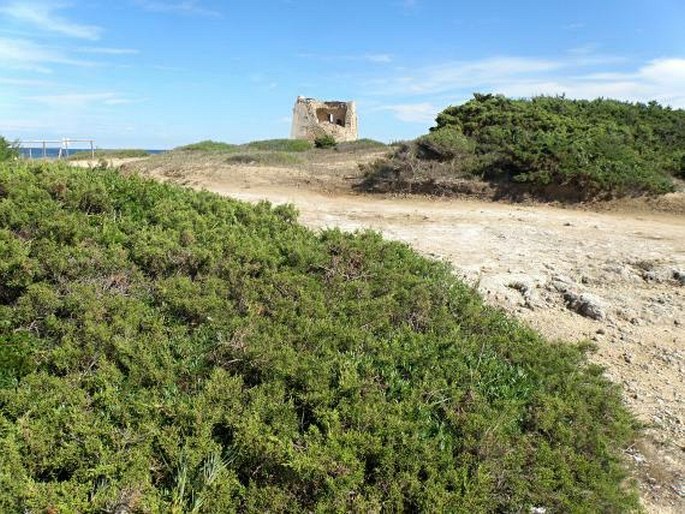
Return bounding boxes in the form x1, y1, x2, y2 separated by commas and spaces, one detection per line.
0, 77, 54, 87
488, 58, 685, 108
134, 0, 221, 17
0, 119, 59, 132
640, 58, 685, 87
377, 102, 438, 123
0, 37, 95, 71
0, 2, 102, 40
23, 92, 135, 107
365, 54, 685, 122
151, 64, 185, 72
79, 47, 140, 55
365, 54, 393, 63
297, 52, 393, 64
497, 79, 651, 102
368, 57, 565, 96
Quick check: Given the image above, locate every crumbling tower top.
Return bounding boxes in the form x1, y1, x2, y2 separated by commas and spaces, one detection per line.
290, 96, 358, 142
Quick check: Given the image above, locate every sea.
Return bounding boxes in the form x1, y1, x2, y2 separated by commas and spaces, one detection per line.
18, 148, 167, 159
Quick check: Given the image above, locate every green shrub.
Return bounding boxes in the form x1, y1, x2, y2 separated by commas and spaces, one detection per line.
175, 139, 313, 153
225, 152, 303, 166
0, 136, 18, 162
336, 139, 387, 152
0, 160, 640, 512
363, 94, 682, 199
433, 94, 678, 195
176, 140, 239, 152
416, 127, 476, 160
314, 134, 337, 149
244, 139, 312, 152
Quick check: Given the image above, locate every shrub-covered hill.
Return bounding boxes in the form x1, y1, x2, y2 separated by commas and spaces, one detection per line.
0, 161, 639, 512
361, 94, 685, 200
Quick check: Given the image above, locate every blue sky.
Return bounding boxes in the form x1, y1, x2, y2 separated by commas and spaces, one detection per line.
1, 0, 684, 148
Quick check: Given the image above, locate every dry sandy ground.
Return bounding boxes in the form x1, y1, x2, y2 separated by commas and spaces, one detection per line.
127, 152, 684, 513
69, 157, 149, 168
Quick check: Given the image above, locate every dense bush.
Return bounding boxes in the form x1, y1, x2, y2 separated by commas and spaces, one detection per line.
314, 134, 337, 149
0, 161, 639, 512
415, 127, 475, 161
363, 94, 684, 199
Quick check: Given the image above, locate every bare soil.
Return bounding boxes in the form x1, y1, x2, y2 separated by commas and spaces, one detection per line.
70, 157, 150, 169
126, 150, 685, 512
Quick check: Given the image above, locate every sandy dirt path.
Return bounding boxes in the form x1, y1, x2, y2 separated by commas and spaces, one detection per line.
131, 157, 685, 512
69, 157, 150, 168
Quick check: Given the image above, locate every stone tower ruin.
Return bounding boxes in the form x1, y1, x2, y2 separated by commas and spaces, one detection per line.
290, 96, 358, 142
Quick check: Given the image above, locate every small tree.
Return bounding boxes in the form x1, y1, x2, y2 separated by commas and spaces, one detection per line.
0, 136, 19, 161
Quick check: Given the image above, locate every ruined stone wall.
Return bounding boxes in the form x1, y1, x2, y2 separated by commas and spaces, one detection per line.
290, 97, 358, 142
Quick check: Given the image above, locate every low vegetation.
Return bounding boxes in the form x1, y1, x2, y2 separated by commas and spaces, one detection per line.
338, 138, 387, 151
68, 149, 152, 160
176, 140, 239, 152
0, 160, 640, 512
361, 94, 685, 200
177, 139, 313, 153
176, 138, 387, 157
224, 151, 303, 167
243, 139, 312, 152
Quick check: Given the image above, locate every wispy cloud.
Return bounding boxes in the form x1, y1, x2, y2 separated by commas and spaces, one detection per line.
152, 64, 185, 72
0, 37, 96, 72
368, 56, 566, 96
78, 47, 140, 55
640, 58, 685, 86
298, 52, 393, 64
376, 102, 438, 123
363, 54, 685, 124
134, 0, 222, 17
0, 2, 102, 40
365, 54, 393, 63
0, 119, 60, 132
490, 58, 685, 108
0, 77, 55, 87
24, 92, 137, 107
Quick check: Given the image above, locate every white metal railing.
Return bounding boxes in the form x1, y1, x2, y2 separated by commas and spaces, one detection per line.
19, 138, 96, 159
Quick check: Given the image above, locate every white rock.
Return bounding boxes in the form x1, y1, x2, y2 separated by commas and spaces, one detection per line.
564, 291, 607, 320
